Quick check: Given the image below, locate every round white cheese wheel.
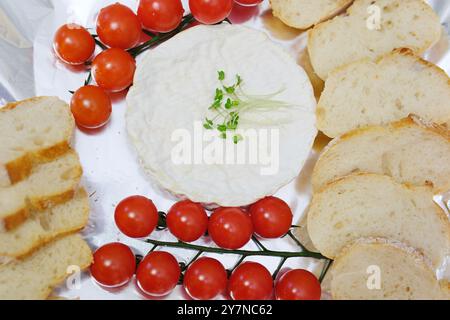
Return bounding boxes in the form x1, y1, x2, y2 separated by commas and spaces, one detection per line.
126, 24, 317, 206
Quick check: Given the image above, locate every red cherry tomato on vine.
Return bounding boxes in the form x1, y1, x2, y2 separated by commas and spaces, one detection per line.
53, 24, 95, 65
208, 207, 253, 249
228, 262, 273, 300
249, 196, 293, 239
70, 85, 112, 129
183, 257, 228, 300
234, 0, 262, 6
91, 48, 136, 92
275, 269, 321, 300
96, 3, 142, 49
136, 251, 181, 296
229, 1, 260, 24
90, 243, 136, 287
167, 200, 208, 242
189, 0, 233, 25
138, 0, 184, 33
115, 195, 159, 238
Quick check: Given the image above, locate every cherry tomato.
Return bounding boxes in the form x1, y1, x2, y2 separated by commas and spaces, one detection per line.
138, 0, 184, 33
234, 0, 262, 6
229, 1, 260, 24
53, 24, 95, 65
228, 262, 273, 300
70, 85, 112, 129
136, 251, 181, 296
96, 3, 142, 49
249, 196, 293, 239
90, 243, 136, 287
91, 48, 136, 92
189, 0, 233, 24
115, 195, 159, 238
275, 269, 321, 300
166, 200, 208, 242
183, 257, 228, 300
208, 207, 253, 249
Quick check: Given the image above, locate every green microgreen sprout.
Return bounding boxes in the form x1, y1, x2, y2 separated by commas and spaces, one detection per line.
203, 70, 291, 143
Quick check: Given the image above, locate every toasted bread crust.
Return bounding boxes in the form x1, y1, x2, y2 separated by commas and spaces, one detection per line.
2, 187, 79, 232
29, 188, 78, 212
41, 235, 92, 300
270, 0, 353, 30
308, 173, 450, 265
1, 156, 82, 231
3, 208, 29, 231
336, 115, 450, 143
3, 226, 87, 260
308, 0, 442, 80
316, 49, 450, 136
0, 96, 55, 113
13, 234, 93, 300
313, 116, 450, 192
1, 96, 75, 185
2, 190, 90, 259
330, 238, 448, 300
5, 141, 72, 184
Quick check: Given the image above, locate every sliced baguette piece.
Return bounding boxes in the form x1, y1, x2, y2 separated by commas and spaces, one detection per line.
0, 189, 89, 259
0, 234, 92, 300
308, 0, 442, 80
307, 173, 450, 268
312, 116, 450, 193
317, 49, 450, 137
0, 97, 74, 186
330, 239, 448, 300
0, 151, 82, 231
270, 0, 353, 30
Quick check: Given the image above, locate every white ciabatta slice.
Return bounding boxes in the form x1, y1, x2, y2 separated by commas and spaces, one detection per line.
308, 0, 441, 80
127, 24, 317, 206
330, 239, 448, 300
312, 116, 450, 193
317, 49, 450, 137
0, 234, 92, 300
0, 151, 82, 231
0, 189, 89, 259
270, 0, 353, 29
0, 97, 74, 186
307, 174, 450, 268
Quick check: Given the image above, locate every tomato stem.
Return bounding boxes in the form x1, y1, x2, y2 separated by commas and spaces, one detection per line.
319, 259, 333, 284
84, 72, 92, 86
252, 236, 269, 252
286, 230, 308, 252
94, 38, 107, 50
184, 250, 204, 271
272, 256, 288, 280
230, 255, 246, 275
128, 14, 196, 57
144, 238, 328, 260
144, 229, 334, 284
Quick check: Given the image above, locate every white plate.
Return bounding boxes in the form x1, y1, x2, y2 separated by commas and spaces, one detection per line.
32, 0, 450, 300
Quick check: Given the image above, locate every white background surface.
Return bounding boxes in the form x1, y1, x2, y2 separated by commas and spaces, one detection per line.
35, 0, 324, 300
1, 0, 448, 299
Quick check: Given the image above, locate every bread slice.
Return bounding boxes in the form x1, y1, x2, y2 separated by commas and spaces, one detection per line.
312, 116, 450, 193
0, 97, 74, 186
307, 173, 450, 268
270, 0, 353, 30
0, 189, 89, 259
317, 49, 450, 137
0, 151, 82, 231
308, 0, 442, 80
0, 234, 92, 300
330, 239, 448, 300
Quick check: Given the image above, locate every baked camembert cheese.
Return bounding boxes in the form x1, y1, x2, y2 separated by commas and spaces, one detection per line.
127, 24, 317, 206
